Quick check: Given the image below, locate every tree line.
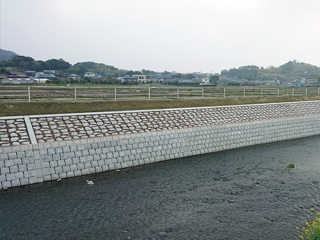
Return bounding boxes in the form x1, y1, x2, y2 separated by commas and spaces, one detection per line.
0, 56, 70, 72
0, 55, 144, 77
220, 60, 320, 82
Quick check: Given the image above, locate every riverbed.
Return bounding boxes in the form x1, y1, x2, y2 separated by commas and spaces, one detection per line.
1, 135, 320, 240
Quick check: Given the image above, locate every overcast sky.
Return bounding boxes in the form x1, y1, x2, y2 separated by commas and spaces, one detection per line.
1, 0, 320, 73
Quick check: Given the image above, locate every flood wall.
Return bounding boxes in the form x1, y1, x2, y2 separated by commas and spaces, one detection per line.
1, 100, 320, 189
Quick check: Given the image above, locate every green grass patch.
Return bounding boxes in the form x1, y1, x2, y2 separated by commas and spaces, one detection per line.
287, 163, 295, 169
1, 95, 320, 117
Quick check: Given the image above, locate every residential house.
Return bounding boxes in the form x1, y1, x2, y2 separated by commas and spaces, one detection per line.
132, 75, 150, 83
120, 76, 138, 85
32, 78, 48, 84
6, 75, 27, 78
84, 72, 96, 78
0, 74, 7, 81
1, 77, 37, 84
44, 70, 56, 74
39, 74, 55, 79
199, 78, 211, 86
307, 78, 318, 86
264, 80, 278, 86
178, 78, 202, 86
25, 71, 36, 77
67, 74, 81, 81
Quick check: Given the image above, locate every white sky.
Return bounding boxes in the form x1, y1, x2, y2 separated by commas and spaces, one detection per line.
1, 0, 320, 73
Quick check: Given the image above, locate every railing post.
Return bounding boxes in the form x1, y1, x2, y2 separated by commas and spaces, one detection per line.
202, 88, 204, 98
318, 87, 320, 95
28, 86, 31, 102
74, 87, 77, 102
114, 87, 117, 101
292, 88, 294, 96
148, 87, 150, 100
306, 87, 308, 96
278, 88, 279, 97
177, 88, 179, 99
243, 88, 245, 97
224, 88, 225, 98
261, 88, 263, 97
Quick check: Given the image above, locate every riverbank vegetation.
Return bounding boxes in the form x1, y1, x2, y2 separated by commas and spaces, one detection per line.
297, 209, 320, 239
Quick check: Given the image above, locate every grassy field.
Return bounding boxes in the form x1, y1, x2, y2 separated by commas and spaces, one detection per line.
1, 95, 320, 117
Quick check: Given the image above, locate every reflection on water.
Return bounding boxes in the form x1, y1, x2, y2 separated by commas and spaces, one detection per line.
1, 135, 320, 240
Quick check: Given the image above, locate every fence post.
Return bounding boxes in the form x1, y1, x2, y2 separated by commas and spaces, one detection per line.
224, 88, 225, 98
202, 88, 204, 98
177, 88, 179, 99
114, 87, 117, 101
318, 87, 320, 95
243, 88, 245, 98
261, 88, 263, 97
278, 88, 279, 97
74, 87, 77, 102
306, 87, 308, 96
148, 87, 150, 100
28, 86, 31, 102
292, 88, 294, 96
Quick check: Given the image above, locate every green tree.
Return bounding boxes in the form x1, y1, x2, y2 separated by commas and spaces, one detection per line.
0, 68, 10, 74
185, 74, 195, 79
209, 75, 219, 85
12, 55, 35, 69
46, 58, 70, 70
220, 69, 228, 76
280, 61, 295, 73
172, 73, 183, 79
33, 60, 48, 71
141, 69, 157, 75
126, 70, 142, 76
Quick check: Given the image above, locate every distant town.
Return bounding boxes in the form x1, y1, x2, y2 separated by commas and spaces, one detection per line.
1, 49, 320, 87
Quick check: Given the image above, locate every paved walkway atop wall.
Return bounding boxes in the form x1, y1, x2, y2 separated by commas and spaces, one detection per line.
1, 100, 320, 147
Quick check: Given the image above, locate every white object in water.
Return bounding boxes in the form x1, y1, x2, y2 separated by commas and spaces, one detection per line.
86, 180, 94, 186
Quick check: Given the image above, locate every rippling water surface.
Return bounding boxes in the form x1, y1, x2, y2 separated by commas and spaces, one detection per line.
1, 135, 320, 240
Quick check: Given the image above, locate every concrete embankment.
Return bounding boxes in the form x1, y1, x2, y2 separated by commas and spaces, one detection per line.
1, 100, 320, 189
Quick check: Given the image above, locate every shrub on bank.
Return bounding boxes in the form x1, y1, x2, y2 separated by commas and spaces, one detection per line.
287, 163, 294, 169
297, 209, 320, 239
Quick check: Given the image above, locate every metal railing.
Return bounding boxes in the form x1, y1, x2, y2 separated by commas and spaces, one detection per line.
0, 85, 319, 102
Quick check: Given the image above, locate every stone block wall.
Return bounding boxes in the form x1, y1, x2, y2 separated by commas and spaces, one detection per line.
1, 101, 320, 189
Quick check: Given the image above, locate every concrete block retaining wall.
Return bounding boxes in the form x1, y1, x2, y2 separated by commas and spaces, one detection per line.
1, 101, 320, 189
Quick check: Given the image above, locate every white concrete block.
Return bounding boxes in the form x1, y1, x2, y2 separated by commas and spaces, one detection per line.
43, 175, 52, 182
2, 181, 12, 188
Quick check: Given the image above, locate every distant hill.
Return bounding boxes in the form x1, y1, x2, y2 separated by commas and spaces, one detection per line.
220, 60, 320, 81
0, 49, 18, 61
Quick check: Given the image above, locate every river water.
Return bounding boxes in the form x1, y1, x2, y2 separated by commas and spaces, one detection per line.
1, 135, 320, 240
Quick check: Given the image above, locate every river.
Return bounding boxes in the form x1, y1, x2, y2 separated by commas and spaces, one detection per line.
1, 135, 320, 240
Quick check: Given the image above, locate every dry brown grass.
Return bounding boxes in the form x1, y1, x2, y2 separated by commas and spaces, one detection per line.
1, 96, 320, 117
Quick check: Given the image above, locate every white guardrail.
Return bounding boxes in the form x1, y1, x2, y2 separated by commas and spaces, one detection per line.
0, 86, 319, 102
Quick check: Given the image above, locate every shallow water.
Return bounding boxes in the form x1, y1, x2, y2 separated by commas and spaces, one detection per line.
1, 135, 320, 240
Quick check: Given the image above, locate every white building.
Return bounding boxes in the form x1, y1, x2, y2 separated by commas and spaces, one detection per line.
84, 72, 96, 78
132, 75, 150, 83
199, 78, 211, 86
